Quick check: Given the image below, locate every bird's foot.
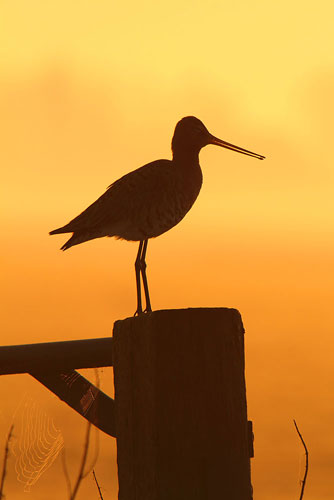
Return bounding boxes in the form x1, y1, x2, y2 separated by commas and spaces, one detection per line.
134, 308, 152, 316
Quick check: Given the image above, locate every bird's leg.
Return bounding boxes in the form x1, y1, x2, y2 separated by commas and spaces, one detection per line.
140, 239, 152, 313
134, 240, 144, 316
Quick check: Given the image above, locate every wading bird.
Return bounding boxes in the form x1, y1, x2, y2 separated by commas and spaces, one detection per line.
50, 116, 265, 314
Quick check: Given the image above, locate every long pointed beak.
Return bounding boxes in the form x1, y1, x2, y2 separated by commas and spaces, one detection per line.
210, 135, 265, 160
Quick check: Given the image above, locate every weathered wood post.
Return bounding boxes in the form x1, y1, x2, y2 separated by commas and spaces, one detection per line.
113, 308, 253, 500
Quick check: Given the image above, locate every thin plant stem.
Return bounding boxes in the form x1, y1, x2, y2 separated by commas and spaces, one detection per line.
63, 369, 101, 499
92, 469, 104, 499
293, 419, 309, 500
61, 448, 72, 499
70, 420, 92, 500
82, 369, 100, 479
82, 426, 100, 479
0, 424, 14, 500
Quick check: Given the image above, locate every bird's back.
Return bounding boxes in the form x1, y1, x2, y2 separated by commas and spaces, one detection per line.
50, 158, 203, 249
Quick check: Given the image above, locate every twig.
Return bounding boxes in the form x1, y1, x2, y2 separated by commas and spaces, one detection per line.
0, 424, 14, 500
70, 420, 92, 500
62, 369, 101, 499
293, 419, 309, 500
82, 426, 100, 479
92, 469, 104, 499
82, 369, 101, 479
61, 448, 72, 499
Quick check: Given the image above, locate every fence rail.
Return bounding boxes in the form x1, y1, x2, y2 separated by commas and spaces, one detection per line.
0, 337, 113, 375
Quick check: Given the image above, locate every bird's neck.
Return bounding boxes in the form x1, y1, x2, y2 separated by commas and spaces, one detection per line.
172, 148, 201, 167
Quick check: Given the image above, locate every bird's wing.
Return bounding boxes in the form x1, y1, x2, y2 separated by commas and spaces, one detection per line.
61, 160, 173, 233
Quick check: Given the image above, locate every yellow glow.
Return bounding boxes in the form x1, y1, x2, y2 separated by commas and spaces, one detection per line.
1, 1, 334, 498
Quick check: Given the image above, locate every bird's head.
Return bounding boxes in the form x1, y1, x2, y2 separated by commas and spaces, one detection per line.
172, 116, 265, 160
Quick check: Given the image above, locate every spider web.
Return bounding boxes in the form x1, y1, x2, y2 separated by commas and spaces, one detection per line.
12, 395, 64, 491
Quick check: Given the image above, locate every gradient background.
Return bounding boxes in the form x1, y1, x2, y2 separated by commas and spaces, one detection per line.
1, 1, 334, 498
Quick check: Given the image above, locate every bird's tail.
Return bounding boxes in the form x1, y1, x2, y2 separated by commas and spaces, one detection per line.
50, 227, 102, 251
49, 225, 70, 235
49, 225, 76, 250
59, 238, 74, 251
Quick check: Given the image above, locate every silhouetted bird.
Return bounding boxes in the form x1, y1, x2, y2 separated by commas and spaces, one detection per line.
50, 116, 265, 314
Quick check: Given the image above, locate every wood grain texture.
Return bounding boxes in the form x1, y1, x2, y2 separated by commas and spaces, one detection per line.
113, 308, 252, 500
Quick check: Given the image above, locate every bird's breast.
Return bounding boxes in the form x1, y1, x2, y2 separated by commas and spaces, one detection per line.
115, 162, 203, 241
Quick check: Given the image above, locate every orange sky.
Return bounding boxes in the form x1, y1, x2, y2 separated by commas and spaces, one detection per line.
1, 1, 334, 498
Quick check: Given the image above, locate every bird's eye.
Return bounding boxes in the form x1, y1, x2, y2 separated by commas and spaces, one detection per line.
194, 126, 205, 135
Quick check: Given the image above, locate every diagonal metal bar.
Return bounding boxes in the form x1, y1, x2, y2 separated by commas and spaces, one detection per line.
0, 338, 115, 436
31, 370, 116, 437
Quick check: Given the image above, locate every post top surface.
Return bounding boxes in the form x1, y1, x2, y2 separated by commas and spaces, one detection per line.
113, 307, 244, 335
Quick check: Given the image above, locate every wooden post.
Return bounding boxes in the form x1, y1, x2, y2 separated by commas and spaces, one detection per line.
113, 308, 253, 500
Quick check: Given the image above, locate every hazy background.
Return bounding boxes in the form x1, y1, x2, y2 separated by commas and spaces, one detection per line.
1, 1, 334, 498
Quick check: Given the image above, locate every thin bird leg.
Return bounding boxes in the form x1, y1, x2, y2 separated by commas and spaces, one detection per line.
134, 240, 144, 316
140, 239, 152, 313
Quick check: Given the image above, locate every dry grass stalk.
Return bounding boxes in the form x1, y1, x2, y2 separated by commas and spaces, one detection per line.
92, 469, 104, 499
0, 424, 14, 500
